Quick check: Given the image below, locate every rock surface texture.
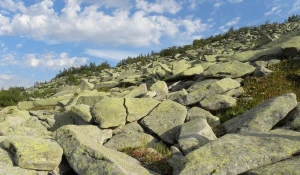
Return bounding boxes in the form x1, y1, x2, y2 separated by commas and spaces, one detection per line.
1, 21, 300, 174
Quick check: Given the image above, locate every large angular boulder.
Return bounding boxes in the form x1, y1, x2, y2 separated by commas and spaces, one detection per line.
1, 137, 63, 171
71, 104, 93, 122
186, 107, 220, 127
78, 79, 94, 91
17, 101, 35, 110
178, 118, 217, 155
91, 98, 127, 128
224, 93, 298, 133
231, 47, 283, 62
177, 78, 240, 106
113, 122, 144, 135
244, 155, 300, 175
141, 100, 187, 144
202, 61, 255, 78
124, 83, 147, 98
56, 125, 153, 175
125, 98, 160, 122
104, 133, 156, 150
176, 129, 300, 175
200, 94, 237, 111
149, 81, 168, 96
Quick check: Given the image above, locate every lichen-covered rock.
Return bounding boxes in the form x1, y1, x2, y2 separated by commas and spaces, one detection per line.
56, 125, 153, 175
124, 83, 147, 98
141, 100, 187, 144
113, 122, 144, 135
202, 61, 255, 78
176, 129, 300, 175
224, 93, 298, 133
186, 107, 220, 127
231, 47, 283, 62
243, 155, 300, 175
78, 79, 95, 91
33, 96, 72, 107
17, 101, 35, 110
94, 81, 119, 89
171, 60, 191, 75
104, 133, 157, 150
200, 94, 237, 111
149, 81, 168, 96
125, 98, 160, 122
1, 137, 63, 171
280, 103, 300, 132
91, 98, 127, 128
177, 78, 240, 105
178, 119, 217, 155
71, 104, 93, 122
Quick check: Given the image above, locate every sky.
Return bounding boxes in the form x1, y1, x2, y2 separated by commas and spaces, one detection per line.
0, 0, 299, 89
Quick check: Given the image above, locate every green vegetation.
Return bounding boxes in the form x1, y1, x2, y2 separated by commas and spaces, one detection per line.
0, 87, 27, 107
55, 61, 111, 78
217, 58, 300, 123
285, 14, 300, 23
120, 141, 172, 175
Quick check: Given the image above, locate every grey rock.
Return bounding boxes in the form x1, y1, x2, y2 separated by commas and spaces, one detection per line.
141, 100, 187, 144
91, 98, 127, 128
202, 61, 255, 78
176, 129, 300, 175
178, 118, 217, 155
1, 136, 63, 171
125, 98, 160, 122
56, 125, 152, 175
71, 104, 93, 122
149, 81, 168, 96
113, 122, 144, 135
104, 133, 157, 150
186, 107, 220, 127
224, 93, 298, 133
200, 94, 237, 111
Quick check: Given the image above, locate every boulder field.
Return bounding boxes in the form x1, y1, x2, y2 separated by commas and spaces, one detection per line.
1, 21, 300, 174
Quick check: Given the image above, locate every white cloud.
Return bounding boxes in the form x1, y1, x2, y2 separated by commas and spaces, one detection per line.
23, 52, 88, 70
0, 54, 18, 66
207, 18, 214, 22
0, 43, 4, 47
0, 74, 33, 89
84, 49, 139, 61
0, 0, 26, 12
225, 17, 241, 26
214, 1, 224, 8
291, 0, 300, 12
227, 0, 243, 3
84, 0, 132, 8
135, 0, 182, 14
16, 43, 22, 48
265, 6, 281, 16
0, 0, 208, 46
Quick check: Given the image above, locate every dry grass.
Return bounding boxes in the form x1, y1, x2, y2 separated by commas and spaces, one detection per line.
217, 59, 300, 123
119, 142, 172, 175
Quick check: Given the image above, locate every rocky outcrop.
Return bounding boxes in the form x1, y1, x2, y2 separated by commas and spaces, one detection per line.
2, 21, 300, 174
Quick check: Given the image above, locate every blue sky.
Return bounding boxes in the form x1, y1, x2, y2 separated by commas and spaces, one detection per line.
0, 0, 299, 89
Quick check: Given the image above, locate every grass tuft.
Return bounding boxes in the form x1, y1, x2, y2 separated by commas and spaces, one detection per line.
217, 59, 300, 123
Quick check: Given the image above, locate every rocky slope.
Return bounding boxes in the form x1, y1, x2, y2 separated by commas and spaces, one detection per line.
1, 21, 300, 175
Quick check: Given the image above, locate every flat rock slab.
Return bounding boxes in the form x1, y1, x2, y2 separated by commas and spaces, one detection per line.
178, 118, 217, 155
243, 155, 300, 175
177, 78, 240, 106
176, 129, 300, 175
91, 98, 127, 128
1, 137, 63, 171
224, 93, 298, 133
0, 162, 48, 175
125, 98, 160, 122
113, 122, 144, 135
186, 107, 220, 127
202, 61, 255, 78
104, 133, 157, 150
141, 100, 187, 144
200, 94, 237, 111
56, 125, 153, 175
71, 104, 93, 122
231, 47, 283, 62
149, 81, 168, 96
